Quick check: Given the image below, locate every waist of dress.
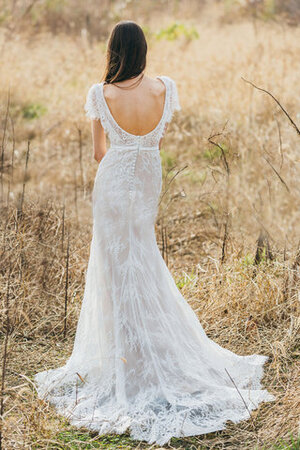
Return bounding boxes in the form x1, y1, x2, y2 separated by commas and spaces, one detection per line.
109, 144, 159, 152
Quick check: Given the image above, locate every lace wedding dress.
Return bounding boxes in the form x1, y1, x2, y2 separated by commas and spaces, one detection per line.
34, 75, 274, 446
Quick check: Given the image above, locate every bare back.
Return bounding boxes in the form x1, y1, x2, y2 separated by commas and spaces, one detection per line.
102, 76, 166, 137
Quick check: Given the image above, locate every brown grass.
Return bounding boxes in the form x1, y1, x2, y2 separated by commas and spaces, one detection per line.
0, 1, 300, 448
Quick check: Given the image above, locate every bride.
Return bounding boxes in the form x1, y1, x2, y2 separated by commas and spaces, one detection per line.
34, 20, 274, 446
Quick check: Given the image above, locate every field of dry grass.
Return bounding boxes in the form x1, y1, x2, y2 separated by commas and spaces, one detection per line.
0, 1, 300, 448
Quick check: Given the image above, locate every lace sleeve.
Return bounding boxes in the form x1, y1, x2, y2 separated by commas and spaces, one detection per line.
84, 84, 101, 120
169, 78, 181, 113
163, 76, 181, 126
84, 83, 110, 135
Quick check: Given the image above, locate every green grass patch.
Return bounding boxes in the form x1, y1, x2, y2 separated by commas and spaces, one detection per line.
54, 430, 144, 449
22, 102, 47, 120
259, 433, 300, 449
155, 22, 199, 41
176, 269, 198, 289
242, 252, 255, 267
160, 148, 177, 171
183, 169, 207, 185
203, 143, 229, 162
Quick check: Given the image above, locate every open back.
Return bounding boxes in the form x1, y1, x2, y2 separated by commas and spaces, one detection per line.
84, 75, 181, 147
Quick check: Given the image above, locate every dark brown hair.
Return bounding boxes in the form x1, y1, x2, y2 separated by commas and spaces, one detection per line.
103, 20, 147, 84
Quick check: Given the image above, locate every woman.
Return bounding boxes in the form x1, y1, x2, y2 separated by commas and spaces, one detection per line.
34, 20, 274, 446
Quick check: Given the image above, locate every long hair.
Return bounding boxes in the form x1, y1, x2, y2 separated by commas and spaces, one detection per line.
103, 20, 147, 84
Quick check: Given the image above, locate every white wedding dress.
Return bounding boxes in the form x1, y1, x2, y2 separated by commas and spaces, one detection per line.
34, 76, 274, 446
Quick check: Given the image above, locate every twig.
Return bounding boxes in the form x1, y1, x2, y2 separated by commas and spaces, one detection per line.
158, 165, 188, 207
161, 221, 165, 262
164, 226, 168, 266
63, 231, 70, 338
161, 224, 169, 266
0, 261, 12, 450
221, 213, 229, 263
1, 89, 10, 201
283, 236, 287, 262
10, 114, 15, 183
275, 118, 283, 171
18, 140, 30, 220
43, 120, 62, 136
262, 155, 290, 193
19, 0, 39, 22
73, 171, 78, 225
6, 180, 10, 209
208, 137, 230, 175
75, 123, 84, 188
61, 199, 65, 253
290, 241, 300, 300
225, 368, 255, 428
241, 77, 300, 136
208, 122, 230, 175
179, 410, 188, 436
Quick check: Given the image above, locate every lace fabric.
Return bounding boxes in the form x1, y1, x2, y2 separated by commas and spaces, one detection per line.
34, 75, 275, 446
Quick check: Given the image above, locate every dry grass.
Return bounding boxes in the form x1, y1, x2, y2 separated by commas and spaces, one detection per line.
0, 1, 300, 448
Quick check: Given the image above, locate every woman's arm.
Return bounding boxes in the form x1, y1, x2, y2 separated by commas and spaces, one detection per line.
91, 119, 107, 163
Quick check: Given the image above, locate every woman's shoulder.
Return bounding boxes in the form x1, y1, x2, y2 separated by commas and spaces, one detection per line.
154, 75, 179, 99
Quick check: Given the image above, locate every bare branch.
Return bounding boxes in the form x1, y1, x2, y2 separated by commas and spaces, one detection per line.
242, 77, 300, 136
208, 122, 231, 176
262, 155, 290, 193
158, 165, 188, 207
225, 368, 255, 427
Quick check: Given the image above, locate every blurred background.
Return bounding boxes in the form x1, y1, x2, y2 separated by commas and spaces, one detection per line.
0, 1, 299, 448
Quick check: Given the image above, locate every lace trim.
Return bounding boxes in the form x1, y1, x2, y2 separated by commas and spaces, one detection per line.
163, 76, 181, 125
84, 83, 110, 134
83, 75, 181, 145
34, 354, 274, 446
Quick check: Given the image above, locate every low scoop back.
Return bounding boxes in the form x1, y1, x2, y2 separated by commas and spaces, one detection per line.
84, 75, 181, 148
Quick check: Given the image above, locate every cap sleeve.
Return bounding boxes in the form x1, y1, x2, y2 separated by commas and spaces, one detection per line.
84, 83, 102, 120
169, 77, 181, 113
162, 76, 181, 125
